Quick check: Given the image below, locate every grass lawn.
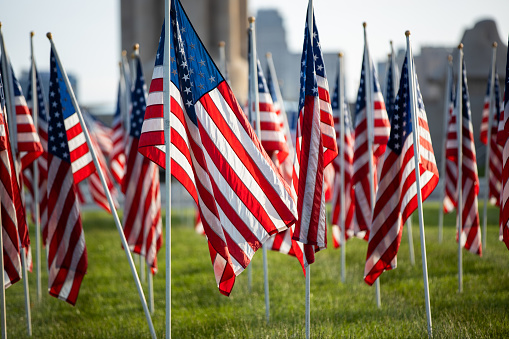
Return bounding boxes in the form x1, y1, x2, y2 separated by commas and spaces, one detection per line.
4, 202, 509, 338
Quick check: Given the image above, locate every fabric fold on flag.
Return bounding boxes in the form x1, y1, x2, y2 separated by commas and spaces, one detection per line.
138, 0, 297, 296
364, 53, 439, 285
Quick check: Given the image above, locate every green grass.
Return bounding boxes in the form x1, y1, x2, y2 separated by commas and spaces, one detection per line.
4, 203, 509, 338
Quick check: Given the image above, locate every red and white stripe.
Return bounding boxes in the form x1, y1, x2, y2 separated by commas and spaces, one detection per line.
265, 226, 305, 274
443, 101, 457, 213
109, 110, 126, 185
497, 88, 509, 249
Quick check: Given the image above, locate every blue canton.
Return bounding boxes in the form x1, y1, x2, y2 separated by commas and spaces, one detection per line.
130, 57, 147, 138
257, 60, 269, 94
265, 64, 279, 105
386, 59, 396, 121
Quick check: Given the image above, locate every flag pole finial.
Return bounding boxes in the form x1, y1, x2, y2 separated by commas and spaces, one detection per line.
46, 32, 53, 40
390, 40, 393, 46
266, 52, 272, 58
122, 50, 127, 57
133, 43, 139, 51
218, 41, 225, 47
248, 16, 256, 23
448, 54, 453, 62
405, 30, 411, 37
30, 31, 35, 37
363, 22, 367, 28
338, 52, 343, 57
493, 42, 498, 48
458, 43, 463, 49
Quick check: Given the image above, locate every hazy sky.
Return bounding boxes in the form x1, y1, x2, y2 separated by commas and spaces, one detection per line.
2, 0, 509, 109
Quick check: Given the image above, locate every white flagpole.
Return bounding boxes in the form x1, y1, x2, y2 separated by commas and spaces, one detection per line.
148, 265, 154, 314
438, 55, 453, 244
456, 43, 464, 294
218, 41, 227, 78
0, 25, 32, 337
306, 2, 313, 338
405, 30, 433, 339
248, 16, 270, 325
163, 1, 172, 337
121, 51, 132, 131
338, 52, 347, 283
482, 42, 498, 252
46, 33, 156, 339
29, 31, 42, 301
0, 204, 7, 339
363, 22, 381, 309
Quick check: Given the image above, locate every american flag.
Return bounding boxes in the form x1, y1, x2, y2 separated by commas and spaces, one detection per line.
446, 57, 482, 256
291, 10, 338, 265
497, 38, 509, 250
265, 226, 305, 275
121, 55, 162, 274
443, 66, 457, 214
352, 43, 391, 235
256, 59, 289, 163
364, 53, 439, 285
0, 73, 24, 288
139, 0, 297, 296
85, 112, 113, 158
109, 82, 127, 185
330, 70, 359, 248
479, 70, 502, 206
384, 51, 399, 121
46, 47, 93, 305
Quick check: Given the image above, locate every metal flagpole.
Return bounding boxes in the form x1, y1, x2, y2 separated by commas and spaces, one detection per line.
248, 16, 270, 325
163, 1, 172, 337
338, 52, 347, 283
0, 25, 32, 336
306, 2, 313, 338
438, 55, 453, 244
405, 30, 433, 339
456, 43, 464, 294
363, 22, 381, 309
0, 209, 6, 339
47, 33, 156, 339
30, 31, 42, 301
245, 27, 253, 294
218, 41, 227, 77
148, 265, 154, 314
121, 51, 132, 131
482, 42, 498, 252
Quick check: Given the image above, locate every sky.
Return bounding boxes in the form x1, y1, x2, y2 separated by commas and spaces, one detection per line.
2, 0, 509, 109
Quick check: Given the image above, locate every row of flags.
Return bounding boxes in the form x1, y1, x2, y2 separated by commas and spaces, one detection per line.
2, 0, 509, 317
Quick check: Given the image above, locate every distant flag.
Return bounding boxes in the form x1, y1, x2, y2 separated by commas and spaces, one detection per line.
497, 37, 509, 250
46, 47, 93, 304
0, 72, 24, 288
364, 52, 439, 285
291, 10, 338, 265
109, 81, 127, 185
139, 0, 297, 296
352, 39, 391, 235
85, 113, 113, 158
331, 70, 358, 248
384, 45, 399, 121
480, 70, 503, 206
443, 68, 457, 214
446, 57, 482, 256
122, 55, 162, 274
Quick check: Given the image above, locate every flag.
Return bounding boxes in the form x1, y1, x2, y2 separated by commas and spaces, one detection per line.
446, 57, 482, 256
46, 47, 93, 305
291, 9, 338, 265
364, 52, 439, 285
352, 41, 391, 235
122, 55, 162, 274
0, 72, 24, 288
384, 50, 399, 121
443, 66, 457, 214
255, 59, 289, 163
85, 112, 113, 158
479, 70, 502, 206
497, 38, 509, 250
330, 70, 359, 248
265, 226, 305, 274
138, 0, 297, 296
109, 81, 127, 185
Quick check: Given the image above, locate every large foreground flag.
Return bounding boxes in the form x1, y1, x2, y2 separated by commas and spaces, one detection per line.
446, 58, 482, 256
0, 73, 24, 288
352, 40, 391, 235
122, 54, 162, 274
480, 70, 503, 206
497, 38, 509, 250
364, 52, 439, 285
138, 1, 297, 295
46, 48, 93, 305
291, 9, 338, 265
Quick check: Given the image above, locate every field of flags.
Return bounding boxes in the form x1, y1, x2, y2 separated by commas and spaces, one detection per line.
1, 0, 509, 337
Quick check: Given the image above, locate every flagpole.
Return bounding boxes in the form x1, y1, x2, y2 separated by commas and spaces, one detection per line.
363, 22, 381, 309
218, 41, 227, 78
439, 55, 453, 244
338, 52, 347, 283
163, 1, 172, 337
456, 43, 464, 294
405, 30, 433, 339
46, 33, 156, 339
0, 204, 7, 339
0, 24, 32, 337
121, 51, 131, 131
482, 42, 497, 252
148, 265, 154, 314
30, 31, 42, 302
306, 2, 313, 338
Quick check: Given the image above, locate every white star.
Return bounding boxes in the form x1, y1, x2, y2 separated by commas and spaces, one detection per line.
52, 146, 57, 151
199, 60, 206, 67
60, 142, 66, 148
394, 143, 400, 149
50, 91, 55, 97
317, 64, 323, 71
186, 100, 193, 107
209, 76, 216, 83
62, 152, 68, 158
183, 73, 190, 81
181, 60, 188, 68
184, 87, 192, 94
